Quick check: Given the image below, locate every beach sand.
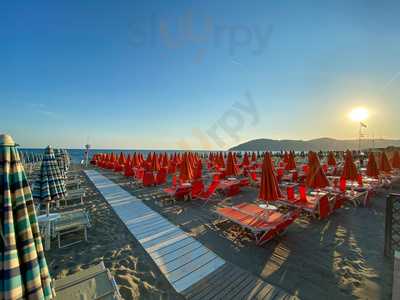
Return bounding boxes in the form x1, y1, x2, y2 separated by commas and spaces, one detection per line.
45, 164, 395, 299
102, 168, 395, 300
45, 165, 183, 300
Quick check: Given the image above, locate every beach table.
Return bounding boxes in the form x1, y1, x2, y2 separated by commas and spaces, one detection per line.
218, 178, 241, 197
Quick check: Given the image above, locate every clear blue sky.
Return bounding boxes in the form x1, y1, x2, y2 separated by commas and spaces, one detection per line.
2, 0, 400, 149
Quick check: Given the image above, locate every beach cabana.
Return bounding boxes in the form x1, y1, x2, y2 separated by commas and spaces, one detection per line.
0, 134, 54, 300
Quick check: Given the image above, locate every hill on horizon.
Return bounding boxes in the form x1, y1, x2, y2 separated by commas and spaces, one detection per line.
229, 138, 400, 151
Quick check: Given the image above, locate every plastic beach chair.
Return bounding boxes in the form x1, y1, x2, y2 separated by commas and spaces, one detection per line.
198, 180, 220, 205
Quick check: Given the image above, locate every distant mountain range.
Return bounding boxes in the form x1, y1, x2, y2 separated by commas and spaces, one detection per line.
229, 138, 400, 152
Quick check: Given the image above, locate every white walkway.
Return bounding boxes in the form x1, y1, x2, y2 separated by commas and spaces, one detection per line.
85, 170, 226, 294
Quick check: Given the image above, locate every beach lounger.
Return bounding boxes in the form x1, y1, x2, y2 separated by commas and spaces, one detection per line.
216, 203, 299, 246
54, 261, 122, 300
54, 209, 91, 248
65, 178, 81, 189
60, 188, 86, 206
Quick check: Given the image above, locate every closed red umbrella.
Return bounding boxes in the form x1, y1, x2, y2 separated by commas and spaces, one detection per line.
179, 153, 194, 182
242, 152, 250, 166
283, 152, 289, 164
341, 150, 359, 181
225, 152, 239, 176
379, 152, 392, 172
327, 151, 336, 166
151, 153, 160, 172
285, 151, 296, 170
258, 152, 282, 202
392, 150, 400, 169
306, 151, 329, 188
251, 152, 257, 162
366, 152, 379, 178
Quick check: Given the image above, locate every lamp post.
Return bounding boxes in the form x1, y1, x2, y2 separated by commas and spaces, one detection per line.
84, 144, 91, 167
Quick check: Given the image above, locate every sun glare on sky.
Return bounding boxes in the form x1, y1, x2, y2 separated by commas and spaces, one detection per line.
349, 107, 369, 122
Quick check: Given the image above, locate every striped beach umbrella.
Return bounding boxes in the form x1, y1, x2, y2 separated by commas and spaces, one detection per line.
54, 149, 66, 179
61, 149, 70, 171
1, 134, 54, 299
32, 146, 66, 212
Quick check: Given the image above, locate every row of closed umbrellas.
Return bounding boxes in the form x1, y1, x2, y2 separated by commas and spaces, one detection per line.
1, 134, 71, 300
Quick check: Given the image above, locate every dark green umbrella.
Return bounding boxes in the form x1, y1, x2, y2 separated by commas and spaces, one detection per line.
0, 134, 54, 299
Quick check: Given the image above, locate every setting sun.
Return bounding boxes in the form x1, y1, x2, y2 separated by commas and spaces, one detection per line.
349, 107, 369, 122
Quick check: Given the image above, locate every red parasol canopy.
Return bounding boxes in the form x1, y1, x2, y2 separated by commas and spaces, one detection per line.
327, 151, 336, 166
258, 152, 282, 202
392, 150, 400, 169
225, 152, 239, 176
341, 150, 359, 181
179, 153, 194, 182
285, 151, 297, 170
242, 152, 250, 166
379, 152, 392, 172
366, 152, 379, 178
306, 151, 329, 188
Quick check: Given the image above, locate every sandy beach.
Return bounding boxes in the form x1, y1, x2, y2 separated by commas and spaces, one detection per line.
43, 163, 396, 300
99, 167, 395, 300
45, 165, 183, 300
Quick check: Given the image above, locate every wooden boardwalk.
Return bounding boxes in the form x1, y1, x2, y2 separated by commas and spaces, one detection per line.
85, 170, 298, 299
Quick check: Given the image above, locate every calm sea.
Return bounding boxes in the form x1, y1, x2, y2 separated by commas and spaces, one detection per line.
20, 149, 213, 164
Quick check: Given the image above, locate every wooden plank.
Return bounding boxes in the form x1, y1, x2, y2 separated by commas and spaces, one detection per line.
166, 252, 218, 283
180, 263, 231, 298
150, 237, 194, 260
191, 265, 244, 300
155, 241, 204, 266
146, 232, 188, 253
125, 212, 159, 225
142, 229, 185, 249
222, 273, 257, 299
138, 227, 181, 244
254, 283, 277, 300
130, 219, 172, 236
172, 257, 225, 293
159, 247, 210, 273
233, 279, 265, 300
206, 267, 249, 300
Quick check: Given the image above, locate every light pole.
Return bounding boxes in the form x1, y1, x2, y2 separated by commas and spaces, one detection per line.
84, 144, 91, 167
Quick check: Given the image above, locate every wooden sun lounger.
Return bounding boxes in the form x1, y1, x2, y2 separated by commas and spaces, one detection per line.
54, 261, 122, 300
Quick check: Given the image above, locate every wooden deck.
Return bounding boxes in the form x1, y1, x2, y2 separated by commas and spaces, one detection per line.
85, 170, 298, 299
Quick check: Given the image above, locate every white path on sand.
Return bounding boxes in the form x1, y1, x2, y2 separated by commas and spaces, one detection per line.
84, 170, 225, 293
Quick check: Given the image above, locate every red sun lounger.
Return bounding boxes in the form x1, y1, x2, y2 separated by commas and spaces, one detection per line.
216, 203, 299, 246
